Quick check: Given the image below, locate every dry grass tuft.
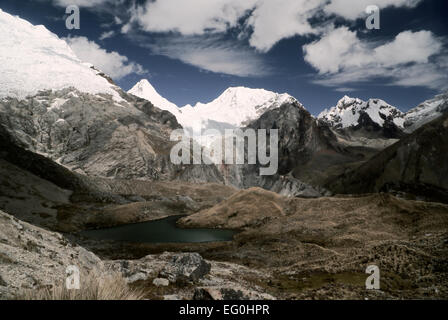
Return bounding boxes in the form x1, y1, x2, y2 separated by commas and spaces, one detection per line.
18, 272, 146, 300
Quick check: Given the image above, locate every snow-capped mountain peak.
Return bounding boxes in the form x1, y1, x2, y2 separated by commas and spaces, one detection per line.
0, 8, 122, 101
403, 91, 448, 132
179, 86, 299, 131
128, 82, 300, 132
318, 96, 405, 129
212, 86, 296, 112
336, 95, 364, 108
128, 79, 180, 115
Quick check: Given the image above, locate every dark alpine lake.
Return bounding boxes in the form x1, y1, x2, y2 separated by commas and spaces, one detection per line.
80, 215, 236, 243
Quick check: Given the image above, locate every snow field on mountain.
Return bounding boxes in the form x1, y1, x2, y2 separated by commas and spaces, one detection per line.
0, 9, 122, 101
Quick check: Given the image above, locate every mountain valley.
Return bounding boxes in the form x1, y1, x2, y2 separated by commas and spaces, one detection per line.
0, 8, 448, 301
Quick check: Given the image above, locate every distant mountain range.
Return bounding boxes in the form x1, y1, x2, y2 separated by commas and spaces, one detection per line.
129, 78, 447, 137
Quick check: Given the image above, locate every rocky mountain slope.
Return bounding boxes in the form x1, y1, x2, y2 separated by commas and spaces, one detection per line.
127, 79, 397, 196
232, 99, 396, 193
0, 88, 181, 180
0, 8, 314, 205
128, 79, 329, 197
0, 209, 104, 299
128, 79, 423, 196
239, 91, 448, 196
326, 112, 448, 203
0, 124, 237, 232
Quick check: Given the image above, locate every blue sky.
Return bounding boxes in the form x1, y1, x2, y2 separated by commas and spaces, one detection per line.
1, 0, 447, 115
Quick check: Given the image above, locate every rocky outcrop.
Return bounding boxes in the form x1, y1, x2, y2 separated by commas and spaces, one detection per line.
248, 101, 334, 175
106, 252, 275, 300
0, 210, 104, 299
107, 252, 211, 285
160, 253, 211, 283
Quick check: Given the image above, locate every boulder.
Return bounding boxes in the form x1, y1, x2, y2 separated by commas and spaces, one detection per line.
160, 253, 211, 283
152, 278, 170, 287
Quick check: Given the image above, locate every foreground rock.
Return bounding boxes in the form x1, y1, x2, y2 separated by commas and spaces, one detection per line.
160, 253, 211, 283
0, 210, 104, 299
108, 252, 210, 285
106, 253, 275, 300
0, 210, 274, 300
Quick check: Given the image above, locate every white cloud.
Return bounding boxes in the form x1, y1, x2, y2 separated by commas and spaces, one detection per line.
132, 0, 324, 52
135, 0, 257, 35
324, 0, 422, 20
130, 0, 424, 53
65, 36, 147, 80
99, 31, 115, 40
313, 58, 448, 91
389, 56, 448, 89
247, 0, 323, 52
333, 87, 359, 93
114, 16, 123, 25
52, 0, 110, 8
121, 23, 132, 34
144, 35, 270, 77
303, 27, 363, 74
119, 3, 140, 34
304, 27, 447, 90
374, 31, 442, 66
304, 27, 442, 74
121, 0, 447, 89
